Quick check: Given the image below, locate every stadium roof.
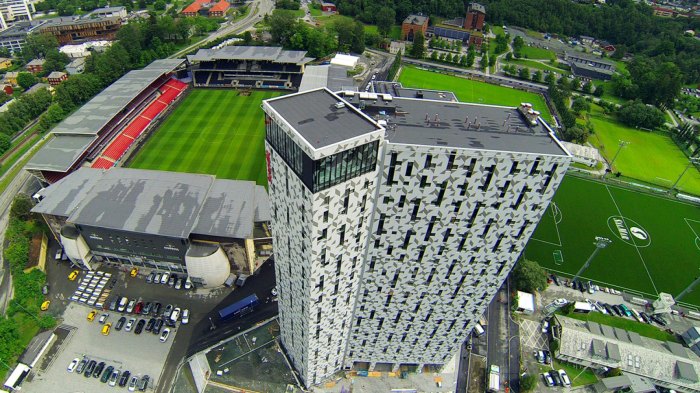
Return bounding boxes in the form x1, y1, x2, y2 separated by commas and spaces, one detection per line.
187, 46, 313, 65
26, 134, 96, 172
26, 59, 184, 172
265, 88, 382, 149
299, 64, 353, 92
32, 168, 270, 240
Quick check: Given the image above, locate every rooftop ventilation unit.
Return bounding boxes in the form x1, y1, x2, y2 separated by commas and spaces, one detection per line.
334, 102, 346, 109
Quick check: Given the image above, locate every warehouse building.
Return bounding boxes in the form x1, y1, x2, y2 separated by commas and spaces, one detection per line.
32, 167, 271, 288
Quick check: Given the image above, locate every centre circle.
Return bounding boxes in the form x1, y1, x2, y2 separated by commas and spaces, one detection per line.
606, 216, 651, 247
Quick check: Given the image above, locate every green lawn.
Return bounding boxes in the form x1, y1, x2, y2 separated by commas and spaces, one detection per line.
398, 66, 553, 123
520, 45, 555, 60
561, 312, 678, 342
552, 360, 599, 387
508, 59, 571, 75
128, 90, 281, 187
524, 175, 700, 306
586, 106, 700, 195
309, 7, 321, 17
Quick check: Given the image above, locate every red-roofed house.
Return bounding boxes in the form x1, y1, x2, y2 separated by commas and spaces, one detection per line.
181, 0, 229, 17
209, 0, 229, 17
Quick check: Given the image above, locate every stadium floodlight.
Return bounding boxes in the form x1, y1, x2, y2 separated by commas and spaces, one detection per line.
603, 140, 630, 179
676, 275, 700, 302
669, 157, 700, 193
571, 236, 612, 283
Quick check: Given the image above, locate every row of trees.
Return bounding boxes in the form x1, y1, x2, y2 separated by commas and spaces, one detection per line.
333, 0, 466, 28
428, 37, 462, 53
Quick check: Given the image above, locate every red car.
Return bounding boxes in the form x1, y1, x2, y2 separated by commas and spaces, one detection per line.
134, 301, 144, 314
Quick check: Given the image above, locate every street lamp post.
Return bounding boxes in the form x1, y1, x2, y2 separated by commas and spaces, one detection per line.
676, 276, 700, 303
670, 157, 700, 193
604, 140, 630, 179
571, 236, 612, 283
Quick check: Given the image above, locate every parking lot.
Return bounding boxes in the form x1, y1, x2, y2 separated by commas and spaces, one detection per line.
24, 301, 175, 392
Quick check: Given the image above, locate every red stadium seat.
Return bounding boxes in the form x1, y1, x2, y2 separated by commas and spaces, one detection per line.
141, 101, 167, 120
103, 135, 135, 161
91, 157, 114, 169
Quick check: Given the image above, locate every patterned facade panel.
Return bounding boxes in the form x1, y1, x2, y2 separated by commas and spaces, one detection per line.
345, 144, 570, 366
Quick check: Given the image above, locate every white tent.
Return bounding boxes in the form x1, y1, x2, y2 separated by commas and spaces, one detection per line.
331, 53, 359, 68
516, 291, 535, 314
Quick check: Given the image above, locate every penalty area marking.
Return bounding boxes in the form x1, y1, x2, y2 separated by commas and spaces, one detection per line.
529, 203, 563, 247
685, 218, 700, 252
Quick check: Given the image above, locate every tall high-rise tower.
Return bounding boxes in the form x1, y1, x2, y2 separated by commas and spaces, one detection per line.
263, 88, 571, 387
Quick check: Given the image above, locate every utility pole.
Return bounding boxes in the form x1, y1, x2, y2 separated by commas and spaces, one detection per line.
670, 157, 700, 193
604, 140, 630, 179
572, 236, 612, 283
676, 276, 700, 302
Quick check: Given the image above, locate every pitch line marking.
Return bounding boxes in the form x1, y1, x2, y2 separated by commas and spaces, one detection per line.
546, 267, 659, 299
685, 218, 700, 252
605, 185, 659, 295
529, 203, 563, 246
574, 176, 699, 208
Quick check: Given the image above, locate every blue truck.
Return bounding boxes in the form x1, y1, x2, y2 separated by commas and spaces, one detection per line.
218, 294, 259, 320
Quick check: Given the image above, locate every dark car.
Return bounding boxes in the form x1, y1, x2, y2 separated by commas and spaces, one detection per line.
146, 318, 156, 332
550, 275, 560, 286
116, 316, 127, 331
603, 303, 614, 315
139, 375, 150, 391
143, 302, 152, 315
580, 281, 588, 293
84, 360, 97, 378
543, 350, 552, 364
611, 305, 623, 317
119, 370, 131, 387
152, 302, 162, 315
76, 356, 89, 374
109, 297, 118, 311
652, 314, 668, 326
134, 301, 144, 315
135, 319, 146, 334
100, 366, 114, 383
153, 318, 165, 335
549, 370, 562, 386
163, 304, 174, 319
92, 361, 106, 378
639, 312, 652, 324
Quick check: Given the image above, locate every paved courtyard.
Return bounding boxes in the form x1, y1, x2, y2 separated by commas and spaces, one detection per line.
520, 319, 549, 351
23, 301, 175, 392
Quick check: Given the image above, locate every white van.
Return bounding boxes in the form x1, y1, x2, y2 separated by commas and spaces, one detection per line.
473, 323, 486, 337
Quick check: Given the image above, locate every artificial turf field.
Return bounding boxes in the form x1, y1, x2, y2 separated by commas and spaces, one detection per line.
128, 89, 281, 186
398, 65, 554, 123
524, 175, 700, 306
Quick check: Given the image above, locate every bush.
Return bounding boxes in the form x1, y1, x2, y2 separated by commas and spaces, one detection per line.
520, 373, 538, 392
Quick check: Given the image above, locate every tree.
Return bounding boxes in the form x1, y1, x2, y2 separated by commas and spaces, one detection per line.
582, 81, 593, 94
606, 368, 622, 378
17, 72, 37, 90
43, 49, 70, 74
520, 374, 538, 393
21, 33, 58, 62
466, 47, 476, 67
10, 194, 33, 221
571, 97, 590, 115
269, 10, 298, 47
545, 72, 556, 86
593, 84, 604, 97
488, 54, 496, 67
512, 36, 524, 57
505, 51, 512, 61
479, 54, 488, 71
571, 77, 581, 91
376, 6, 395, 37
617, 100, 665, 129
242, 31, 253, 45
430, 50, 438, 60
518, 67, 529, 80
410, 31, 425, 58
0, 133, 10, 155
154, 0, 165, 10
512, 259, 548, 293
532, 70, 542, 83
564, 125, 589, 143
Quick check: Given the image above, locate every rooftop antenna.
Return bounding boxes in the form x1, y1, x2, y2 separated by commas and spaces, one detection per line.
464, 115, 469, 123
477, 123, 481, 130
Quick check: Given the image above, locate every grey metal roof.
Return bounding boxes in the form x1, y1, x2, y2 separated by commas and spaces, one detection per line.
40, 16, 121, 28
601, 324, 616, 339
18, 330, 54, 365
31, 168, 98, 217
32, 167, 269, 240
344, 93, 569, 156
678, 361, 699, 382
403, 14, 428, 25
669, 341, 690, 359
587, 321, 602, 335
68, 168, 213, 238
629, 331, 643, 346
607, 342, 622, 361
299, 65, 353, 92
614, 327, 630, 342
265, 88, 381, 149
25, 134, 96, 172
592, 338, 607, 357
191, 179, 258, 239
187, 46, 312, 65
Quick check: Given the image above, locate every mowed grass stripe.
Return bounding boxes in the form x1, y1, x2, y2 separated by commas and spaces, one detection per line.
128, 89, 280, 186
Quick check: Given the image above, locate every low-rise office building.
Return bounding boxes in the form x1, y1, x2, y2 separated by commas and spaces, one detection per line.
32, 167, 272, 288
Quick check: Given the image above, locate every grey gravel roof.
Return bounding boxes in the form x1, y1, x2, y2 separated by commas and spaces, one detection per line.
32, 167, 270, 240
299, 65, 353, 92
25, 134, 96, 172
188, 46, 312, 65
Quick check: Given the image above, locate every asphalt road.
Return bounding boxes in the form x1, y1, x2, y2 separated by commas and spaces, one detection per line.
486, 281, 521, 393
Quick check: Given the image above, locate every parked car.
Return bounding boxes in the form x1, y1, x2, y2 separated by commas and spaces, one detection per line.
542, 372, 555, 387
87, 310, 97, 322
152, 302, 162, 315
170, 307, 181, 323
128, 375, 139, 391
549, 370, 562, 386
116, 316, 127, 331
153, 318, 165, 335
271, 287, 278, 296
130, 268, 138, 277
618, 304, 632, 317
134, 301, 143, 314
541, 320, 550, 334
139, 375, 150, 391
611, 305, 623, 317
145, 318, 156, 332
134, 319, 146, 334
125, 318, 136, 332
154, 273, 162, 284
100, 366, 114, 383
160, 328, 171, 343
84, 360, 97, 378
108, 369, 120, 386
69, 270, 79, 281
184, 278, 192, 290
119, 370, 131, 387
168, 275, 176, 287
118, 297, 128, 312
76, 356, 89, 374
146, 272, 155, 283
160, 272, 169, 285
558, 369, 571, 387
101, 323, 112, 336
639, 312, 652, 324
163, 304, 174, 319
42, 284, 49, 295
67, 357, 80, 372
603, 303, 614, 315
544, 350, 552, 364
143, 302, 152, 315
651, 314, 668, 326
92, 361, 106, 378
109, 297, 118, 311
126, 299, 136, 313
534, 350, 545, 364
174, 277, 182, 290
41, 300, 50, 311
181, 309, 189, 324
98, 313, 109, 324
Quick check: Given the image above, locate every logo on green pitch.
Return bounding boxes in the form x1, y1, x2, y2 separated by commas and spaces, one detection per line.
607, 216, 651, 247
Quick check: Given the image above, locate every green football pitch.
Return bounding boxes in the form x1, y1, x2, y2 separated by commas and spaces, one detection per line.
398, 65, 554, 123
128, 89, 281, 186
524, 175, 700, 306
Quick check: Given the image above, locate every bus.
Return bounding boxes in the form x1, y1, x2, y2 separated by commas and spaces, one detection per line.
218, 294, 259, 320
488, 365, 500, 392
573, 301, 592, 313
